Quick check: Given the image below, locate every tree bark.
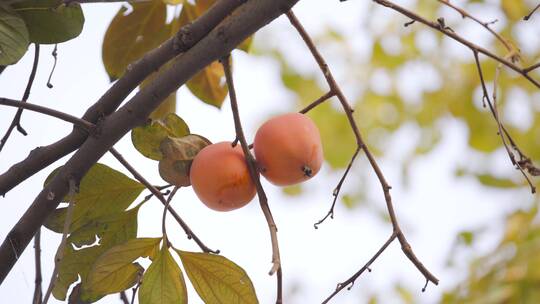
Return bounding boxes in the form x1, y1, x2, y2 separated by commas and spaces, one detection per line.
0, 0, 299, 285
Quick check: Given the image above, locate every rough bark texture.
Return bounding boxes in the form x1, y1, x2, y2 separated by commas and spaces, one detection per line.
0, 0, 299, 285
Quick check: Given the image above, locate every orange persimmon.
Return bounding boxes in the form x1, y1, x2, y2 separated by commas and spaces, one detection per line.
254, 113, 323, 186
190, 141, 256, 211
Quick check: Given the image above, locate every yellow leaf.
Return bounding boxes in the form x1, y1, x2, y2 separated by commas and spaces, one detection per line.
187, 60, 228, 108
162, 0, 184, 4
43, 163, 145, 233
139, 245, 188, 304
50, 207, 141, 300
84, 238, 162, 298
102, 1, 169, 80
176, 250, 259, 303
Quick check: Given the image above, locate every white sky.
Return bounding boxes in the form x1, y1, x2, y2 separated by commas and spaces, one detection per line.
0, 0, 537, 303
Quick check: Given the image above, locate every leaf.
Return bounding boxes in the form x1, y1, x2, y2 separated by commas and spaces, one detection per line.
102, 1, 168, 80
501, 0, 529, 20
162, 0, 184, 4
176, 250, 258, 303
178, 2, 228, 108
12, 0, 84, 44
139, 245, 188, 304
158, 134, 212, 186
51, 206, 141, 300
0, 5, 29, 65
84, 238, 162, 298
43, 163, 145, 233
187, 59, 228, 108
131, 113, 190, 160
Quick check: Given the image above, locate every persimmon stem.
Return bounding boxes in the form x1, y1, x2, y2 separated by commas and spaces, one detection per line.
221, 54, 283, 304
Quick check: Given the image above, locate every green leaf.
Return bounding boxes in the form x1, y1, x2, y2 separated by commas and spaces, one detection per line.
102, 1, 168, 80
139, 245, 188, 304
12, 0, 84, 44
43, 163, 145, 233
176, 250, 258, 303
84, 238, 162, 298
131, 113, 190, 160
0, 5, 29, 65
476, 174, 519, 189
51, 206, 141, 301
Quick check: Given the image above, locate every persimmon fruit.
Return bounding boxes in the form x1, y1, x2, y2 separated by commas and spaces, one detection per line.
254, 113, 323, 186
190, 141, 256, 211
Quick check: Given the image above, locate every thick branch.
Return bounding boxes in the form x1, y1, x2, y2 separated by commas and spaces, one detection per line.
0, 0, 300, 285
0, 0, 246, 196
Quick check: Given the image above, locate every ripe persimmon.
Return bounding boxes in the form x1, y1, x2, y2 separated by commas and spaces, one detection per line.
254, 113, 323, 186
190, 141, 256, 211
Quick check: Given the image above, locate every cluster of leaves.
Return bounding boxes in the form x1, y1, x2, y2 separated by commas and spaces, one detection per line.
44, 163, 258, 303
442, 205, 540, 303
38, 1, 261, 302
0, 0, 84, 65
102, 0, 250, 114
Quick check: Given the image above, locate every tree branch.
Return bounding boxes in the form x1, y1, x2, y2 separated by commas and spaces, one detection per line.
524, 3, 540, 21
221, 55, 283, 303
109, 148, 217, 253
0, 0, 246, 197
286, 10, 439, 300
0, 98, 95, 131
0, 0, 301, 284
438, 0, 513, 54
372, 0, 540, 89
0, 44, 40, 152
32, 229, 42, 304
322, 232, 397, 303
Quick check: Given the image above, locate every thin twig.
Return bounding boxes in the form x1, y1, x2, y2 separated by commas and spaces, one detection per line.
221, 54, 283, 303
108, 148, 218, 254
473, 52, 536, 192
299, 91, 336, 114
42, 179, 77, 304
438, 0, 514, 55
322, 232, 398, 303
0, 44, 40, 152
286, 11, 439, 299
524, 3, 540, 20
32, 229, 42, 304
524, 62, 540, 74
162, 186, 179, 243
46, 45, 57, 89
314, 146, 360, 228
372, 0, 540, 89
0, 98, 95, 131
119, 291, 129, 304
130, 282, 140, 304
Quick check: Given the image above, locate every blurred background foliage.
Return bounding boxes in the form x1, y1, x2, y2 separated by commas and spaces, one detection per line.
252, 0, 540, 302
